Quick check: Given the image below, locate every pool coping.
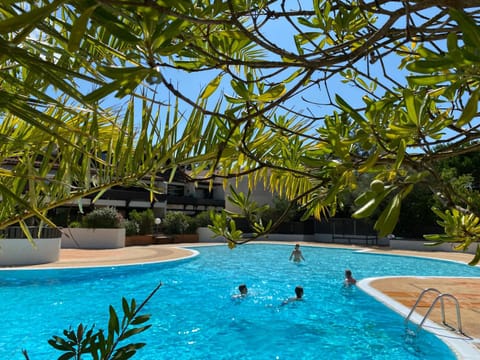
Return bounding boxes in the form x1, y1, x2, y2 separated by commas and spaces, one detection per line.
359, 277, 480, 360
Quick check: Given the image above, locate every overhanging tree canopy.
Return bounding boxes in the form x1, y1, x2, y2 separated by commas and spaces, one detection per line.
1, 0, 480, 263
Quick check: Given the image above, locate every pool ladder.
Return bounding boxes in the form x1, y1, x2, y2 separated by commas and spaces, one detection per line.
404, 287, 465, 336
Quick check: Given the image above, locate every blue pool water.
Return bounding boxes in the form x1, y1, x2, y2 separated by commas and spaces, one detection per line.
1, 244, 479, 359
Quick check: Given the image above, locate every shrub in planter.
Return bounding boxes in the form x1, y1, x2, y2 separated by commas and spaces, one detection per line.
62, 208, 125, 249
129, 209, 155, 235
163, 211, 196, 235
82, 207, 123, 228
163, 212, 199, 243
124, 219, 140, 236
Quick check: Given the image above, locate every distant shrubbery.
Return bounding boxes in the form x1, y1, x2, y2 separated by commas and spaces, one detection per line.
128, 209, 155, 235
163, 211, 194, 235
78, 207, 124, 229
67, 208, 158, 235
124, 219, 140, 236
67, 208, 215, 236
162, 210, 214, 235
194, 210, 213, 228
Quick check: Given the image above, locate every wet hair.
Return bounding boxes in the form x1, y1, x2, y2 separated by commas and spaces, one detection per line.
238, 284, 247, 294
295, 286, 304, 298
345, 269, 352, 277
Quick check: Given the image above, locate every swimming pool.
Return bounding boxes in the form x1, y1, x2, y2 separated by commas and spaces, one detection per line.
1, 244, 479, 359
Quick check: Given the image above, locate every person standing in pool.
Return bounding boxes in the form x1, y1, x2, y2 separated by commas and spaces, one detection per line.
344, 269, 357, 286
289, 244, 305, 263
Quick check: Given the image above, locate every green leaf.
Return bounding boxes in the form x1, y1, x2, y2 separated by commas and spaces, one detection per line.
468, 245, 480, 266
335, 95, 367, 125
122, 297, 131, 318
403, 89, 418, 124
0, 0, 64, 34
120, 325, 152, 340
375, 194, 401, 237
97, 66, 147, 79
450, 9, 480, 48
354, 191, 375, 207
224, 94, 246, 104
84, 81, 123, 102
231, 79, 250, 99
457, 90, 479, 127
407, 74, 458, 86
394, 139, 406, 170
446, 32, 459, 52
352, 196, 382, 219
256, 84, 286, 102
68, 5, 99, 52
58, 352, 76, 360
406, 59, 455, 74
200, 75, 222, 99
131, 315, 150, 325
151, 19, 188, 51
109, 306, 120, 335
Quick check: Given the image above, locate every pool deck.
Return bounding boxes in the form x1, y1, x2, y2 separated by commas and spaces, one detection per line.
3, 242, 480, 356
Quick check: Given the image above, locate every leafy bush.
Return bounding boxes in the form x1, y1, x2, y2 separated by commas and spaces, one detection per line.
163, 211, 196, 235
124, 219, 140, 236
194, 211, 213, 228
129, 209, 155, 235
82, 207, 123, 229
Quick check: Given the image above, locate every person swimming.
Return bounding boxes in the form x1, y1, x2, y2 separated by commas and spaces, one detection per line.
344, 269, 357, 286
282, 285, 304, 305
232, 284, 248, 298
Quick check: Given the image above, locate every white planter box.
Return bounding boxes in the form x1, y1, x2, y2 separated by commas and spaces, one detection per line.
0, 237, 61, 266
197, 227, 226, 242
61, 228, 125, 249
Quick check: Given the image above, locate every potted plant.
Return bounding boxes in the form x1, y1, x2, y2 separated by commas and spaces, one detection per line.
61, 207, 126, 249
125, 209, 156, 246
163, 211, 199, 243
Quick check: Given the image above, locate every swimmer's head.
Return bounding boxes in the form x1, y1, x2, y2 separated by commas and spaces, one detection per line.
295, 286, 304, 298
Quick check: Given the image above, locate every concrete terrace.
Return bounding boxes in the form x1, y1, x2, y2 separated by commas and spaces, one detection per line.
2, 242, 479, 357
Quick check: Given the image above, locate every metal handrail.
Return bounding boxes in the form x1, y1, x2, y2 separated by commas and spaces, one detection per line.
405, 288, 465, 336
416, 293, 464, 335
405, 288, 444, 325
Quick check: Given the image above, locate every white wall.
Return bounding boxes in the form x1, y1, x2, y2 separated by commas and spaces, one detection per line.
61, 228, 125, 249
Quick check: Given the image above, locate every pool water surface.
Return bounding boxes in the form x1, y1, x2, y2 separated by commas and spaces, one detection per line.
1, 244, 479, 359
